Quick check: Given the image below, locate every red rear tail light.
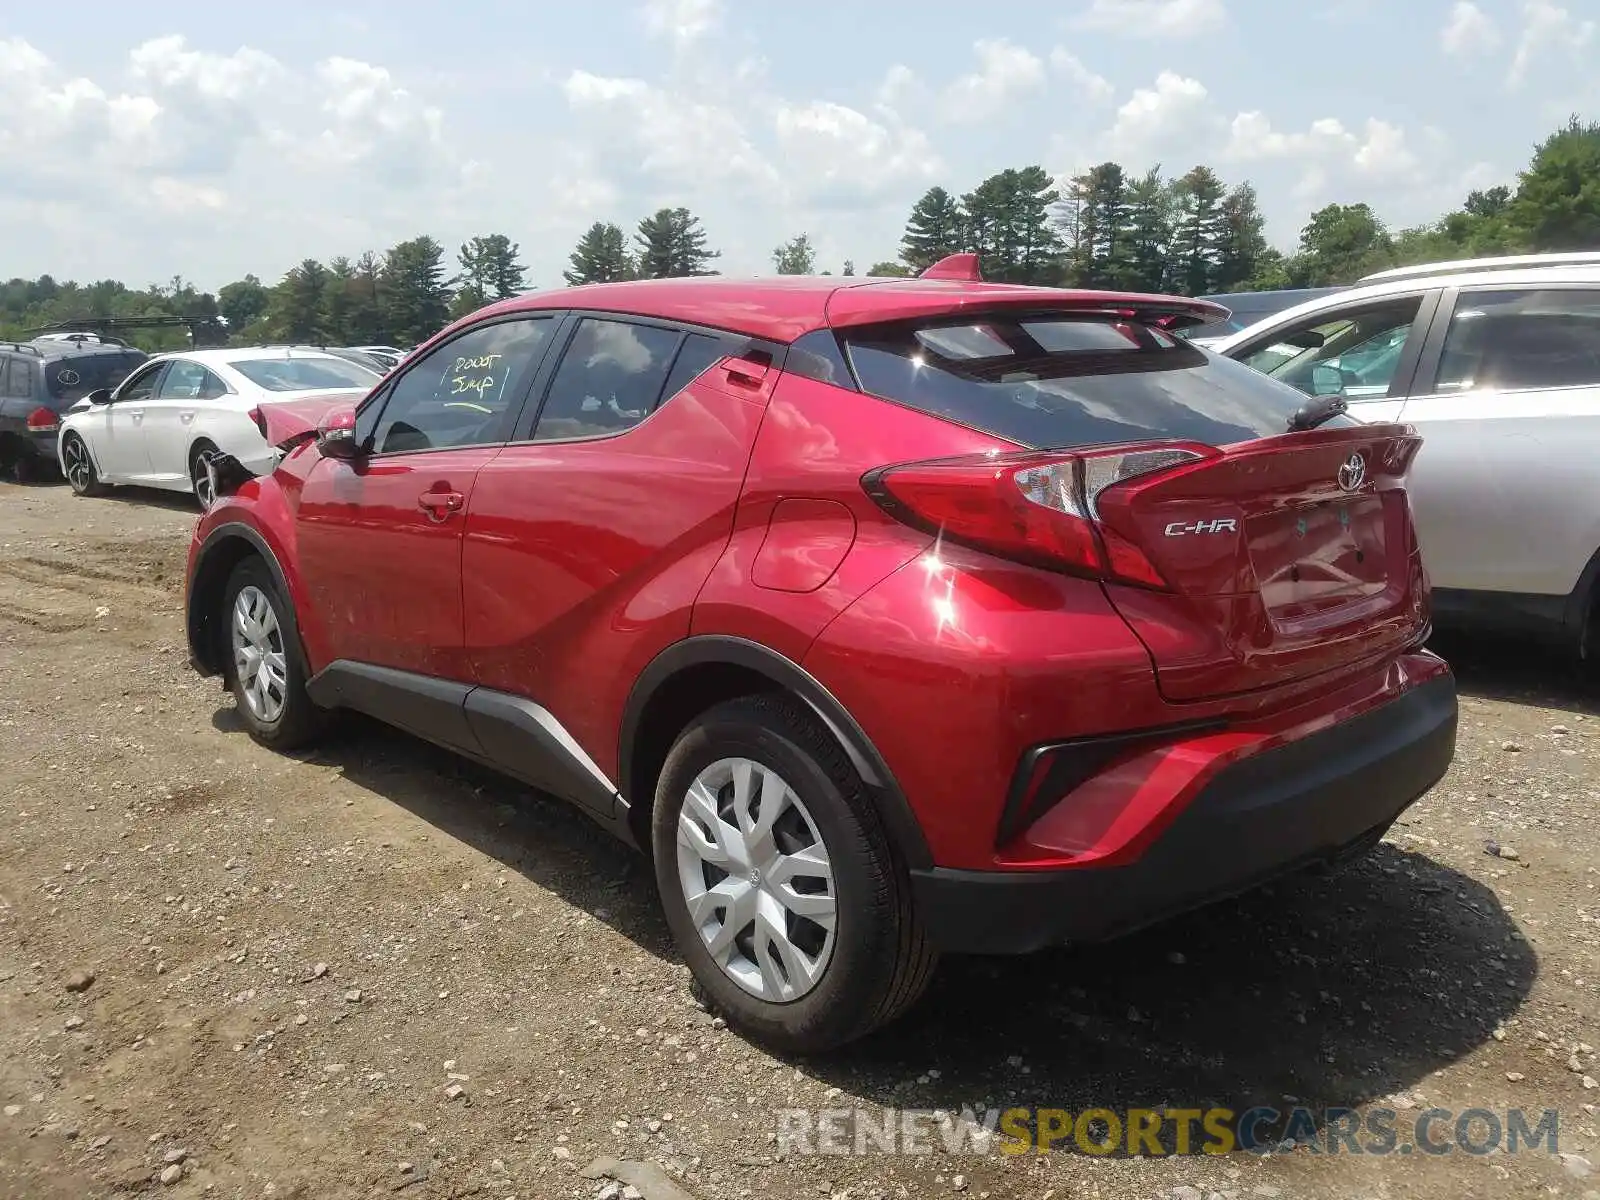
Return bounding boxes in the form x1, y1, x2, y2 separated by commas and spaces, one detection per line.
247, 407, 266, 437
25, 406, 59, 432
863, 443, 1212, 587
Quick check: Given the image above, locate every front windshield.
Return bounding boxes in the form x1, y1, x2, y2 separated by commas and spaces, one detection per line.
227, 356, 379, 393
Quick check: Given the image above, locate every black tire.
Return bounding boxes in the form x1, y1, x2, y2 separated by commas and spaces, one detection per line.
651, 694, 937, 1054
189, 441, 218, 511
11, 450, 47, 484
219, 557, 324, 750
61, 433, 107, 495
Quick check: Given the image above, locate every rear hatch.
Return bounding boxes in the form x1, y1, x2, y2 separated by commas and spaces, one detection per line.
1090, 424, 1424, 700
842, 304, 1429, 702
43, 348, 148, 408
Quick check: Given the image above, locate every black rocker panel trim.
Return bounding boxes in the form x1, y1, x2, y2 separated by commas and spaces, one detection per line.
305, 660, 625, 824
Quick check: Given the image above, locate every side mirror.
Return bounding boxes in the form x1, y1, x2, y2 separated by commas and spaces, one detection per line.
86, 387, 111, 405
1309, 364, 1346, 396
316, 408, 363, 460
1285, 329, 1327, 350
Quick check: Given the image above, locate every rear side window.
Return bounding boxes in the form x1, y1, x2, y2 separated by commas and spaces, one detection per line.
658, 334, 728, 403
228, 355, 379, 393
532, 318, 683, 441
1436, 289, 1600, 393
3, 356, 33, 399
842, 314, 1346, 450
45, 350, 147, 403
158, 360, 229, 400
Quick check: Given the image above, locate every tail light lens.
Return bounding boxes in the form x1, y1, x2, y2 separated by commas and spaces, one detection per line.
26, 406, 59, 433
247, 407, 266, 437
863, 443, 1213, 587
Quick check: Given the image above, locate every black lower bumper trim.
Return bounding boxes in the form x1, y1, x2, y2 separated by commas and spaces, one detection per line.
911, 674, 1458, 955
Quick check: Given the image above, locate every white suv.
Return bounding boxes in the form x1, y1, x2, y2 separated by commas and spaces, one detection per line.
1213, 253, 1600, 659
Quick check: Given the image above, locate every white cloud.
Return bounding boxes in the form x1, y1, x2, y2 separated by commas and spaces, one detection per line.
562, 69, 781, 194
773, 101, 942, 199
1441, 1, 1501, 56
1507, 0, 1597, 89
1074, 0, 1227, 38
940, 39, 1047, 123
1049, 47, 1115, 103
1105, 71, 1214, 156
641, 0, 721, 45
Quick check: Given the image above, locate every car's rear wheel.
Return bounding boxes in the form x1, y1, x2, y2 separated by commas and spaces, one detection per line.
651, 694, 936, 1053
61, 432, 106, 496
190, 441, 218, 511
221, 557, 324, 750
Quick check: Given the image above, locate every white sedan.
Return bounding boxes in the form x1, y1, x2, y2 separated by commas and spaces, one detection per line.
57, 347, 378, 507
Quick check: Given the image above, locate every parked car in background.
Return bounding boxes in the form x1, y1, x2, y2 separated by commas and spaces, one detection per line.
1181, 287, 1347, 348
1214, 254, 1600, 659
258, 345, 399, 375
0, 338, 147, 481
184, 264, 1455, 1052
58, 346, 378, 507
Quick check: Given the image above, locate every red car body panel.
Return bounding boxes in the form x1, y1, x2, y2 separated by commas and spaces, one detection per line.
185, 273, 1456, 957
461, 366, 773, 784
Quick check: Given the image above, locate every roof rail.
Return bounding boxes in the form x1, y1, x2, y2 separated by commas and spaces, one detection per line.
1, 342, 44, 356
1359, 251, 1600, 285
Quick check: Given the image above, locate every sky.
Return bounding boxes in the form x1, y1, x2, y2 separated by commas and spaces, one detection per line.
2, 0, 1597, 293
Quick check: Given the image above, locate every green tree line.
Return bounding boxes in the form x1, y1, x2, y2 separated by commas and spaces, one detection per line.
2, 117, 1595, 351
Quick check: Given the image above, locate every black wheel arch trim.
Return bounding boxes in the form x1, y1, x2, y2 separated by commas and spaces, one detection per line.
186, 521, 298, 678
1565, 541, 1600, 658
619, 635, 933, 869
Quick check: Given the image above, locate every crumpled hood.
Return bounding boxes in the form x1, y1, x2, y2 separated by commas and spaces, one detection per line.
256, 389, 365, 449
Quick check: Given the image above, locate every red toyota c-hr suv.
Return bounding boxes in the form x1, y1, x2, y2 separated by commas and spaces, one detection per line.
184, 258, 1457, 1053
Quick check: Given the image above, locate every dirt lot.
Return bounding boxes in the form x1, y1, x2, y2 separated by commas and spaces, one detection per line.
1, 478, 1597, 1200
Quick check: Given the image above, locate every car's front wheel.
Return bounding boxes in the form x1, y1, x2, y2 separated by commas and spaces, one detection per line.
220, 557, 324, 750
652, 695, 937, 1054
61, 433, 106, 496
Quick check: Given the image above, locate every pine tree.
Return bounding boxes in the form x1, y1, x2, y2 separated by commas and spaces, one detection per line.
841, 259, 856, 276
1121, 168, 1173, 292
563, 222, 635, 286
1213, 183, 1269, 292
272, 259, 329, 342
380, 236, 452, 346
455, 234, 527, 314
348, 251, 384, 344
1169, 166, 1228, 295
634, 208, 719, 278
1066, 163, 1130, 288
321, 256, 356, 343
961, 167, 1063, 284
899, 187, 965, 272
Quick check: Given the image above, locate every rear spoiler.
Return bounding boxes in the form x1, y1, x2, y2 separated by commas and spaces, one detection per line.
838, 262, 1228, 332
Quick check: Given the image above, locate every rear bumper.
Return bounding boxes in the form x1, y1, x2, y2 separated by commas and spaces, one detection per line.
910, 672, 1457, 954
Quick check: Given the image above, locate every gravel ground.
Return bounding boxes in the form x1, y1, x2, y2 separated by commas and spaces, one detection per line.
1, 477, 1597, 1200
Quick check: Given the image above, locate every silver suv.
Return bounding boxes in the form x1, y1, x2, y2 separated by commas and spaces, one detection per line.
1213, 253, 1600, 660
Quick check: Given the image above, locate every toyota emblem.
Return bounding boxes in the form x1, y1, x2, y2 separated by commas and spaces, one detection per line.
1337, 452, 1366, 492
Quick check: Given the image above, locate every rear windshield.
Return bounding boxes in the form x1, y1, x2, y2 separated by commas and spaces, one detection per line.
227, 356, 380, 393
841, 314, 1351, 448
45, 350, 148, 403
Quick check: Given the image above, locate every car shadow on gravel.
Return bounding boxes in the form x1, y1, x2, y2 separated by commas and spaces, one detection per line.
1432, 629, 1600, 716
808, 845, 1533, 1143
211, 704, 1534, 1145
212, 708, 678, 957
